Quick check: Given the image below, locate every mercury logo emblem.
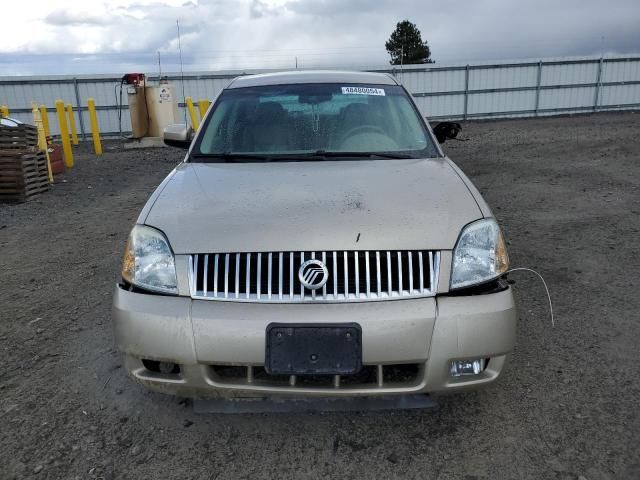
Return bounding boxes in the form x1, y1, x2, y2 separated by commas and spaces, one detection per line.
298, 259, 329, 290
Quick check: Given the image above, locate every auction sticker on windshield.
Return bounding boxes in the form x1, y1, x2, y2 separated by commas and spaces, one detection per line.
341, 86, 386, 96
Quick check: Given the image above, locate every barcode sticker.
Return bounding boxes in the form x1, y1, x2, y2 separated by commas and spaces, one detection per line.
341, 87, 386, 96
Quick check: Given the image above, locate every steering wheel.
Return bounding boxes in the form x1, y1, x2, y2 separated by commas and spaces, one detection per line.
340, 125, 387, 142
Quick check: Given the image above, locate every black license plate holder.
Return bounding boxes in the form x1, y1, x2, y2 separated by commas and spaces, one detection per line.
265, 323, 362, 375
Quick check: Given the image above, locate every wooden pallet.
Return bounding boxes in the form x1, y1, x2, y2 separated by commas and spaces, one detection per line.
0, 124, 38, 150
0, 151, 49, 203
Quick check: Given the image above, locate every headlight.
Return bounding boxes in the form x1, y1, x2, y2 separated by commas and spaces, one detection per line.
121, 225, 178, 294
450, 218, 509, 289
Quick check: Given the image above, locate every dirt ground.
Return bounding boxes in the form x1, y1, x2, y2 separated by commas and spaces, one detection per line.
1, 112, 639, 479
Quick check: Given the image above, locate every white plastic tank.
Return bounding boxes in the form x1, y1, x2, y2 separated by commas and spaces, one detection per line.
145, 81, 179, 138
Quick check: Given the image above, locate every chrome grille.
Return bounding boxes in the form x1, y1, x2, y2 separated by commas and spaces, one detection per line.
189, 251, 439, 302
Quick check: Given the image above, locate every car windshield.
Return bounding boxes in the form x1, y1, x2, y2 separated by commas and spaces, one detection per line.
194, 83, 439, 160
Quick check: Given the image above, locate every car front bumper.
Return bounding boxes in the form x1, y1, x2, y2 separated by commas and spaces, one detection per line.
112, 284, 517, 398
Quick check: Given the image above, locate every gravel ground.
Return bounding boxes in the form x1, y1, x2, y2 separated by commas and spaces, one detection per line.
1, 112, 639, 479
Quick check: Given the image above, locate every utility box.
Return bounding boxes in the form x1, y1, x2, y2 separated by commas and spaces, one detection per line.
128, 83, 149, 139
145, 81, 179, 138
126, 75, 179, 139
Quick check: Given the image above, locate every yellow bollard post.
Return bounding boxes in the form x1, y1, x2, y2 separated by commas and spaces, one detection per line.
0, 105, 9, 118
66, 104, 78, 145
87, 98, 102, 156
39, 105, 50, 139
198, 99, 210, 120
185, 96, 199, 130
55, 100, 74, 168
32, 103, 53, 182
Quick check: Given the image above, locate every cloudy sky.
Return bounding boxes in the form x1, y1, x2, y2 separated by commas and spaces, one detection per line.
1, 0, 639, 75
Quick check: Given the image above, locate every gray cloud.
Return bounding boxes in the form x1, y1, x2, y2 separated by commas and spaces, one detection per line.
5, 0, 640, 74
250, 0, 282, 19
45, 10, 108, 26
284, 0, 399, 16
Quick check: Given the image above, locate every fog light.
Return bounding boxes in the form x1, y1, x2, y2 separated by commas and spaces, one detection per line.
450, 359, 486, 377
158, 362, 180, 374
142, 359, 181, 375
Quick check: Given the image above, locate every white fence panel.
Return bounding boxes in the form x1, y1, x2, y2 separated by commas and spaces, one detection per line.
541, 62, 600, 86
1, 55, 639, 137
400, 68, 466, 94
470, 65, 538, 90
468, 90, 537, 115
600, 84, 640, 106
539, 87, 595, 110
414, 94, 465, 118
602, 58, 640, 83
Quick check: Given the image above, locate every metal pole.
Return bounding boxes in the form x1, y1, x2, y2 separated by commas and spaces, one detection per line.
87, 98, 103, 156
72, 78, 87, 141
39, 105, 50, 138
593, 57, 604, 112
198, 99, 210, 120
176, 19, 187, 125
55, 99, 74, 168
463, 65, 470, 120
66, 103, 79, 145
534, 60, 542, 116
185, 96, 199, 130
31, 103, 53, 182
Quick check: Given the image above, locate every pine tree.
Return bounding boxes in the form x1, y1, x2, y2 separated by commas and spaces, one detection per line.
385, 20, 434, 65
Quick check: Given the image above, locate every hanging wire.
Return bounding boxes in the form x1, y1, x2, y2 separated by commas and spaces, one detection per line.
505, 268, 555, 327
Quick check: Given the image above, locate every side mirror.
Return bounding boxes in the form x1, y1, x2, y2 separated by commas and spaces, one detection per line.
433, 122, 461, 144
163, 124, 194, 149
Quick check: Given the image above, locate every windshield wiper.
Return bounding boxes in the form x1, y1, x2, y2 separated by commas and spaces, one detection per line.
308, 150, 415, 159
191, 151, 416, 162
190, 152, 274, 162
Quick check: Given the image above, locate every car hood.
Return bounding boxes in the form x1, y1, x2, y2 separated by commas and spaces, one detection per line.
144, 158, 483, 253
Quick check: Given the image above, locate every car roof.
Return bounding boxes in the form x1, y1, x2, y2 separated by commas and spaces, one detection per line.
226, 70, 399, 89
